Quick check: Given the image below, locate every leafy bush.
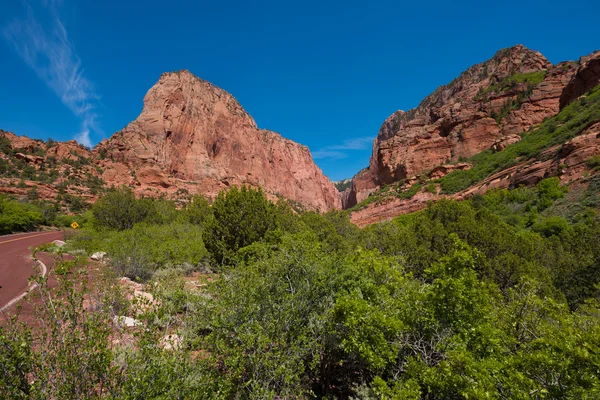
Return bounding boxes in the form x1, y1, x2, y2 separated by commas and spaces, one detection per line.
71, 222, 209, 281
0, 195, 43, 234
183, 194, 213, 227
91, 186, 153, 231
204, 186, 277, 265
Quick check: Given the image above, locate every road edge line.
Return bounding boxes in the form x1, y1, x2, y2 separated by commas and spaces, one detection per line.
0, 258, 48, 313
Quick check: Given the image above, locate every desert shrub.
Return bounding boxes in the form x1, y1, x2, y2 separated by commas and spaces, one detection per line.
204, 186, 277, 265
587, 155, 600, 169
183, 194, 213, 227
106, 223, 209, 281
91, 186, 152, 231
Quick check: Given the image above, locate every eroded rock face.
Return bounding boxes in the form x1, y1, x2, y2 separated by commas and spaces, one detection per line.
95, 71, 340, 211
560, 51, 600, 109
346, 45, 578, 209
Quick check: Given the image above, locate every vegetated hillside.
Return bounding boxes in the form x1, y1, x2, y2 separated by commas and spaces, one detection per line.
0, 70, 340, 218
333, 178, 352, 192
346, 46, 600, 226
0, 130, 106, 215
3, 175, 600, 398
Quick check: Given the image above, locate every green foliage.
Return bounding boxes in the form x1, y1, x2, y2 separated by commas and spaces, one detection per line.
91, 186, 152, 231
476, 70, 547, 100
204, 186, 277, 265
183, 194, 213, 227
0, 195, 43, 234
70, 222, 209, 281
0, 133, 13, 155
5, 178, 600, 398
399, 183, 422, 199
108, 223, 209, 281
587, 155, 600, 170
425, 183, 437, 194
334, 179, 352, 192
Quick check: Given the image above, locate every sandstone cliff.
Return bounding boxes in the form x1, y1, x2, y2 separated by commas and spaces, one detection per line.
94, 71, 340, 211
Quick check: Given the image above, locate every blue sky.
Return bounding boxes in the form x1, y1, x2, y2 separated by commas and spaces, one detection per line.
1, 0, 598, 180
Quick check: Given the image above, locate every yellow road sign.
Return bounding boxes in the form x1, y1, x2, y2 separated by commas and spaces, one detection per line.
71, 222, 80, 229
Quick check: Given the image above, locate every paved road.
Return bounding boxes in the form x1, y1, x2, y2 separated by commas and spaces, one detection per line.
0, 231, 63, 309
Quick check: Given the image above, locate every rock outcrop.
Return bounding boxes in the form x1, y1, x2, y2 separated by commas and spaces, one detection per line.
95, 70, 340, 211
560, 51, 600, 109
345, 45, 578, 208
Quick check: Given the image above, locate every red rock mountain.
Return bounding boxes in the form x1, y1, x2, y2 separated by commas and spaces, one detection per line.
94, 70, 340, 211
3, 47, 599, 221
1, 71, 340, 211
345, 46, 600, 226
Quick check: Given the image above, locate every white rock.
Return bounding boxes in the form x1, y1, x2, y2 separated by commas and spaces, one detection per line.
52, 240, 66, 247
90, 251, 107, 261
113, 315, 141, 328
159, 334, 181, 351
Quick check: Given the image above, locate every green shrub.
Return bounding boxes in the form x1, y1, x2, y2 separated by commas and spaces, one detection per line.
183, 194, 213, 227
532, 216, 570, 237
91, 186, 152, 231
0, 195, 43, 234
106, 223, 209, 281
204, 186, 277, 265
587, 155, 600, 169
399, 183, 421, 199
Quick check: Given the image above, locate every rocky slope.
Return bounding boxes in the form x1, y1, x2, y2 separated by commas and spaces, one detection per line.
1, 71, 340, 212
348, 47, 600, 226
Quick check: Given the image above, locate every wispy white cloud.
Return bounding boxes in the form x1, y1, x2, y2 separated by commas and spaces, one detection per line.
3, 0, 101, 147
312, 136, 373, 160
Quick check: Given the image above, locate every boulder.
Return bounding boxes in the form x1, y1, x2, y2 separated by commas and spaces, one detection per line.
90, 252, 107, 261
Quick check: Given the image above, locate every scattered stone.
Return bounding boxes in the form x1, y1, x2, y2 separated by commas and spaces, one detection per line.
90, 251, 107, 261
491, 134, 521, 152
428, 163, 472, 180
118, 277, 144, 292
159, 334, 182, 351
134, 290, 154, 303
113, 315, 141, 328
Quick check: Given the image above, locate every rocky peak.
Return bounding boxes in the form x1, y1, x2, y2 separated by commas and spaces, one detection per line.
96, 71, 340, 211
345, 45, 575, 209
140, 69, 258, 132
